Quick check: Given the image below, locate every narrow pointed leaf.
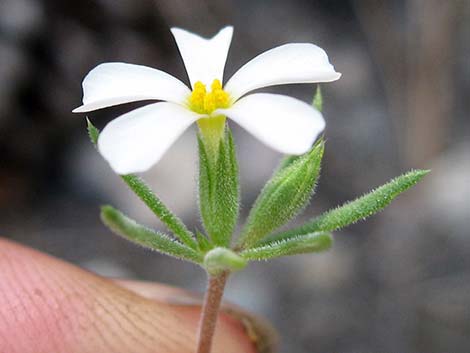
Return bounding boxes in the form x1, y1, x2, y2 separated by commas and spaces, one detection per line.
241, 232, 332, 261
265, 169, 430, 243
122, 174, 198, 249
277, 155, 299, 171
277, 137, 324, 172
203, 247, 247, 275
238, 141, 324, 249
86, 119, 197, 249
198, 127, 240, 246
101, 205, 203, 263
196, 230, 213, 252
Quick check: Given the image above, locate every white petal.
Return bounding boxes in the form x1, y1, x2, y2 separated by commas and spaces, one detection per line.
171, 26, 233, 88
217, 93, 325, 155
98, 102, 201, 174
224, 43, 341, 101
73, 63, 190, 113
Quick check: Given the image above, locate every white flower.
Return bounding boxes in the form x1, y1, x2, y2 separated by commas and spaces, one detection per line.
73, 26, 341, 174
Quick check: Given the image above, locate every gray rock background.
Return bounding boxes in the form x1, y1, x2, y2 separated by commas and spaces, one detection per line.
0, 0, 469, 352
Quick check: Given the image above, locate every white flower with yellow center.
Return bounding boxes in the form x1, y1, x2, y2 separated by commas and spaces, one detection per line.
73, 26, 341, 174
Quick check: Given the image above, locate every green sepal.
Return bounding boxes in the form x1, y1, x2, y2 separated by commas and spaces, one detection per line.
101, 205, 203, 264
86, 117, 99, 146
265, 169, 430, 244
237, 141, 324, 249
203, 247, 247, 275
241, 231, 332, 261
313, 85, 323, 112
198, 126, 240, 247
86, 119, 197, 250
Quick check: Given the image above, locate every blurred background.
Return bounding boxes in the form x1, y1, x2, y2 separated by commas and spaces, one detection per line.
0, 0, 469, 352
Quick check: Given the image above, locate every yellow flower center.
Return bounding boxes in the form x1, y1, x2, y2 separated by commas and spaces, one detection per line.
189, 79, 231, 115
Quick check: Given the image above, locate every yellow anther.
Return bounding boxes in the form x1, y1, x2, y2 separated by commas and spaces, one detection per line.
204, 94, 217, 113
188, 81, 207, 113
189, 79, 231, 115
211, 79, 223, 91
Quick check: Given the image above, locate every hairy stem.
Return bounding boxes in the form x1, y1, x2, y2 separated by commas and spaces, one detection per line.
196, 271, 229, 353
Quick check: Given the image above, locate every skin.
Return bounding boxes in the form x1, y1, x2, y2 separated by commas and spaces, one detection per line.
0, 238, 275, 353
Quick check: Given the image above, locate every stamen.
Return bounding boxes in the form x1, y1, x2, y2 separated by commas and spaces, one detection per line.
189, 79, 230, 115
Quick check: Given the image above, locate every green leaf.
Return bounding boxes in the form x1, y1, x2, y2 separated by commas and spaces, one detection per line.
237, 141, 324, 249
101, 205, 203, 264
86, 118, 99, 146
85, 120, 198, 250
265, 169, 430, 243
203, 247, 247, 275
198, 127, 240, 247
277, 155, 299, 171
121, 174, 198, 249
241, 232, 333, 261
313, 85, 323, 112
196, 230, 213, 253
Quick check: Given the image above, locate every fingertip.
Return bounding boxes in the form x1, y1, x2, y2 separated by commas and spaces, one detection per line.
0, 238, 274, 352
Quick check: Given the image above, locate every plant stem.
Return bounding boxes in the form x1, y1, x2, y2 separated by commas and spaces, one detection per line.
196, 271, 229, 353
